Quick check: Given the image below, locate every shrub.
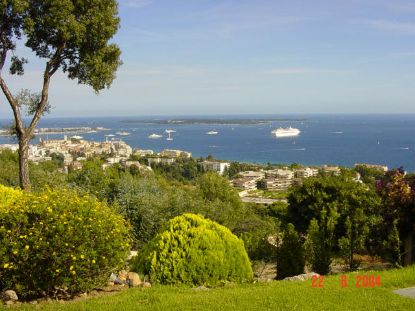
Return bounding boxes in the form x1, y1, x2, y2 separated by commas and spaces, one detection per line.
132, 213, 253, 286
304, 219, 332, 275
276, 224, 305, 279
0, 187, 131, 298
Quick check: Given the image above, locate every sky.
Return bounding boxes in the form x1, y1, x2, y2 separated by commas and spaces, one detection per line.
2, 0, 415, 117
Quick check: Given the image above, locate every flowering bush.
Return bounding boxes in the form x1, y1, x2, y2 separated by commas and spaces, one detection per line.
0, 186, 131, 298
132, 213, 253, 286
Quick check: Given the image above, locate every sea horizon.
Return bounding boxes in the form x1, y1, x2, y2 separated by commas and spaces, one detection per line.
1, 113, 415, 171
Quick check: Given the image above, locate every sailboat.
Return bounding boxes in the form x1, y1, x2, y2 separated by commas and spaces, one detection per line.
165, 129, 176, 141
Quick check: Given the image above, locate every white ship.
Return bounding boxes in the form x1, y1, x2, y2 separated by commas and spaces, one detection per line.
271, 127, 301, 138
206, 131, 218, 135
148, 133, 162, 139
116, 131, 131, 136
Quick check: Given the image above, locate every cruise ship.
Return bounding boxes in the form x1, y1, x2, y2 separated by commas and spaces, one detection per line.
271, 127, 301, 138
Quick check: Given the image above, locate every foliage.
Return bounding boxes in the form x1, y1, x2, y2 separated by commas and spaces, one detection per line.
112, 174, 194, 248
0, 150, 19, 187
67, 158, 121, 201
0, 186, 131, 298
149, 158, 205, 182
0, 150, 66, 191
304, 212, 337, 275
288, 175, 381, 270
132, 213, 253, 286
276, 224, 304, 279
0, 0, 122, 189
256, 179, 267, 190
197, 171, 241, 206
354, 165, 385, 184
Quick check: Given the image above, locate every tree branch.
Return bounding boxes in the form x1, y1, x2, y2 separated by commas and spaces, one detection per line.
0, 76, 25, 136
27, 44, 65, 134
0, 35, 9, 74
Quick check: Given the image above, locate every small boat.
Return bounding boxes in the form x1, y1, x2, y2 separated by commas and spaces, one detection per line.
105, 134, 116, 137
71, 135, 83, 140
206, 131, 218, 135
116, 131, 131, 136
165, 129, 175, 141
148, 133, 163, 139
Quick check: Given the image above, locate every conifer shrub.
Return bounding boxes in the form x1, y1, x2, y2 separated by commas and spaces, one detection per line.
0, 186, 131, 298
132, 213, 253, 286
276, 223, 305, 279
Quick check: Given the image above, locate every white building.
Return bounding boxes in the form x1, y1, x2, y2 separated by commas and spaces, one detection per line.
265, 169, 294, 180
201, 161, 230, 175
147, 157, 176, 166
160, 149, 192, 158
133, 149, 154, 157
232, 178, 258, 190
238, 171, 265, 180
295, 167, 319, 178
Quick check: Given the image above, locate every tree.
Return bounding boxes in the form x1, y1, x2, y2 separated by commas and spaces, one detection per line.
288, 175, 381, 270
276, 223, 304, 279
0, 0, 122, 190
197, 171, 242, 206
305, 205, 338, 275
376, 169, 415, 265
256, 178, 267, 190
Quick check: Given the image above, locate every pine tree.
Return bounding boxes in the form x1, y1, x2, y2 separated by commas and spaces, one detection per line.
276, 223, 305, 279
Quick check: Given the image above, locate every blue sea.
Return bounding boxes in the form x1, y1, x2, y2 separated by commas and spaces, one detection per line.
1, 114, 415, 171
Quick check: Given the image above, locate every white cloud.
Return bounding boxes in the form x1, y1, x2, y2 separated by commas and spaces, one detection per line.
359, 19, 415, 35
261, 68, 312, 75
122, 0, 153, 9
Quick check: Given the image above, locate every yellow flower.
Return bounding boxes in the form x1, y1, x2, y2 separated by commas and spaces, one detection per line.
71, 270, 76, 275
25, 245, 29, 250
92, 260, 96, 264
13, 250, 18, 255
80, 255, 85, 259
70, 265, 74, 271
3, 263, 9, 269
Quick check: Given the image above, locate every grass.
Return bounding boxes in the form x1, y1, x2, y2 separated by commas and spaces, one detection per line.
3, 265, 415, 311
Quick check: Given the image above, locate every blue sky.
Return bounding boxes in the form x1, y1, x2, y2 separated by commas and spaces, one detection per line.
2, 0, 415, 117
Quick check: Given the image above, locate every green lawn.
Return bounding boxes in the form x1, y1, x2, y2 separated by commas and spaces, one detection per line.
3, 265, 415, 311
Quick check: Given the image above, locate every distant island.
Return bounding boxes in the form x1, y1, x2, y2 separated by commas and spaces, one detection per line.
120, 118, 306, 125
0, 127, 110, 136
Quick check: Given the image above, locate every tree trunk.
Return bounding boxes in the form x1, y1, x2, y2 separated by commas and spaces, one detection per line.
18, 135, 31, 191
349, 231, 354, 271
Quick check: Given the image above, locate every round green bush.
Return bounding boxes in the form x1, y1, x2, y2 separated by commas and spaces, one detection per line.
132, 213, 253, 286
0, 186, 131, 298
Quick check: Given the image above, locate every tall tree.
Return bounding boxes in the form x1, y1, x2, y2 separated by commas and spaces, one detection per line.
0, 0, 122, 189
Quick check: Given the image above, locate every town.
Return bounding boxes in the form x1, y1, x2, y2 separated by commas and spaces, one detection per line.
0, 137, 389, 205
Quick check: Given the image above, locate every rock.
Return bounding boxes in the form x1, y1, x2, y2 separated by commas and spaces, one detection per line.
140, 282, 151, 288
283, 272, 320, 282
118, 270, 128, 282
284, 272, 319, 281
192, 286, 209, 291
127, 272, 141, 287
2, 290, 18, 302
